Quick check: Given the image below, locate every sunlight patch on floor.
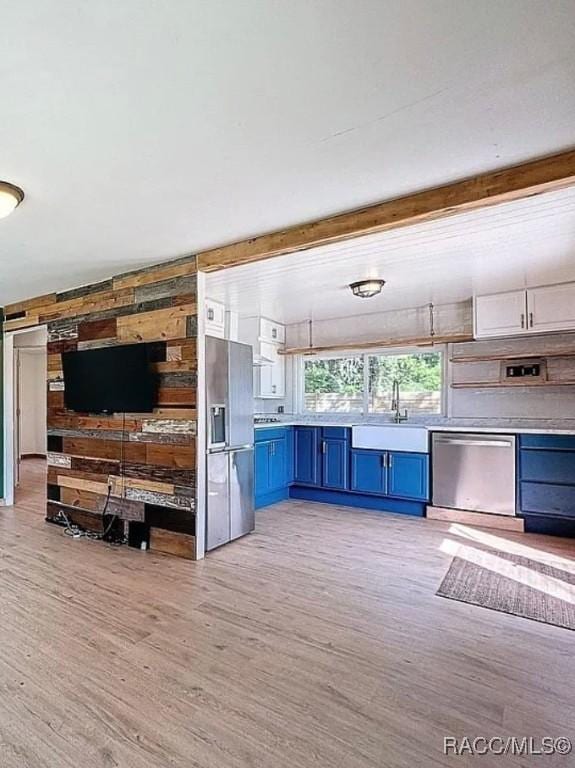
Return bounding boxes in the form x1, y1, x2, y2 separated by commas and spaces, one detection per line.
446, 523, 575, 572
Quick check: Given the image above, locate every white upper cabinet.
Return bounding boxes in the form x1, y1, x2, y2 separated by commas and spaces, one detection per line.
205, 299, 226, 338
259, 318, 285, 345
257, 342, 285, 398
474, 281, 575, 339
474, 290, 527, 339
240, 316, 286, 345
238, 315, 286, 399
526, 283, 575, 334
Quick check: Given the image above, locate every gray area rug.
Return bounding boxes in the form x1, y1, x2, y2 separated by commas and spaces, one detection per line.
437, 548, 575, 631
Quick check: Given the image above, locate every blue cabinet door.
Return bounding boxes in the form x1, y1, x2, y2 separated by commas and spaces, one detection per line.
322, 437, 348, 490
286, 427, 295, 485
295, 427, 320, 486
255, 441, 271, 498
269, 439, 287, 492
350, 450, 386, 495
387, 451, 429, 501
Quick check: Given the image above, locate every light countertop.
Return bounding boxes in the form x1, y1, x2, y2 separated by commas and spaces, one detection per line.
254, 419, 575, 435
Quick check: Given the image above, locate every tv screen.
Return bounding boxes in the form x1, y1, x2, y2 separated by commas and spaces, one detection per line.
62, 344, 157, 413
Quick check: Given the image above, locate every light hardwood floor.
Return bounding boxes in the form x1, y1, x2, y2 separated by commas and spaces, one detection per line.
1, 460, 574, 768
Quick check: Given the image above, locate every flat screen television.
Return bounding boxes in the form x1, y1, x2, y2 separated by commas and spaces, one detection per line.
62, 344, 157, 413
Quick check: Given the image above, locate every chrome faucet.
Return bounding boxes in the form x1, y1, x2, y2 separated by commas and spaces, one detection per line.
391, 379, 408, 423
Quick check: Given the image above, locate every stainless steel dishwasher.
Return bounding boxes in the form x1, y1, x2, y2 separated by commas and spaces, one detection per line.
432, 433, 516, 516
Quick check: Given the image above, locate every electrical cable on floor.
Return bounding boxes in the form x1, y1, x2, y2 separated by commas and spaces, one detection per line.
61, 412, 127, 546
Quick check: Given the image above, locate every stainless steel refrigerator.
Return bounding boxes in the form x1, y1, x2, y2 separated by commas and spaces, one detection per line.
205, 337, 254, 551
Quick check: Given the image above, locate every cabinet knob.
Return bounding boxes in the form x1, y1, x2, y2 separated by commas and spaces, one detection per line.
529, 312, 534, 328
207, 308, 214, 321
520, 313, 525, 329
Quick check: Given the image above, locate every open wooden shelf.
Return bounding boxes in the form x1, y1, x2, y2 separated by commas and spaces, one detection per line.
451, 349, 575, 363
451, 380, 575, 389
280, 332, 473, 356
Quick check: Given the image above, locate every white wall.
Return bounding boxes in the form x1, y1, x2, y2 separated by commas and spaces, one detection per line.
17, 349, 47, 456
286, 301, 471, 349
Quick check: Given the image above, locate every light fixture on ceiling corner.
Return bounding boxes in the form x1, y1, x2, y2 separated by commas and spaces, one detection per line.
349, 279, 385, 299
0, 181, 24, 219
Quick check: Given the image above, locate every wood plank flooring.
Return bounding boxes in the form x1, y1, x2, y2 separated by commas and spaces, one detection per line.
1, 461, 574, 767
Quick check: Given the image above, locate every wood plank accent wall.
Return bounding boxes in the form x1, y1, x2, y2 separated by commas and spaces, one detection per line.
4, 255, 198, 559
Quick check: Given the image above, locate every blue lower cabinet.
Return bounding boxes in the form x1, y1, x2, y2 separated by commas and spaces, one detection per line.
520, 482, 575, 518
350, 450, 386, 495
387, 451, 429, 501
518, 434, 575, 535
255, 441, 271, 498
286, 427, 295, 485
259, 425, 430, 517
294, 427, 321, 486
268, 439, 287, 492
255, 428, 292, 509
322, 437, 349, 490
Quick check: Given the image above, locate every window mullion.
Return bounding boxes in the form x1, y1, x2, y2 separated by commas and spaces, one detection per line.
363, 353, 369, 416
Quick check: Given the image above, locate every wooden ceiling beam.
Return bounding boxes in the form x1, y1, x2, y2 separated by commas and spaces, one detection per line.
197, 148, 575, 272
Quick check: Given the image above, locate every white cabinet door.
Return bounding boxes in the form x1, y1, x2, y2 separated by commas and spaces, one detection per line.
257, 342, 285, 398
474, 291, 527, 339
527, 283, 575, 334
205, 299, 226, 338
259, 318, 285, 344
270, 350, 285, 398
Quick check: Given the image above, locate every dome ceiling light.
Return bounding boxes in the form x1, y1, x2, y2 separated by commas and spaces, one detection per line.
349, 279, 386, 298
0, 181, 25, 219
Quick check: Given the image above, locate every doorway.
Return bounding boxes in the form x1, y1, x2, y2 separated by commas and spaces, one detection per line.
4, 327, 48, 510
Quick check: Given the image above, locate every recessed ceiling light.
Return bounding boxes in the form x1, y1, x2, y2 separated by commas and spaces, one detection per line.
349, 279, 386, 298
0, 181, 24, 219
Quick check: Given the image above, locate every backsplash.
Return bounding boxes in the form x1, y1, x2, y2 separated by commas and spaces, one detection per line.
448, 332, 575, 420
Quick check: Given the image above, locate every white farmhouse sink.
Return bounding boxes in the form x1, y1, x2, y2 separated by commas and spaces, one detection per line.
352, 424, 429, 453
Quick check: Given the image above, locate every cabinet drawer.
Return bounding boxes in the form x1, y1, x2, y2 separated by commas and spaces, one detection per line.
520, 434, 575, 452
520, 482, 575, 518
255, 427, 288, 443
321, 427, 349, 440
520, 450, 575, 485
259, 318, 285, 344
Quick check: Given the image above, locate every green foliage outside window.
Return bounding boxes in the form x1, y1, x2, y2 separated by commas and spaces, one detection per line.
303, 351, 443, 414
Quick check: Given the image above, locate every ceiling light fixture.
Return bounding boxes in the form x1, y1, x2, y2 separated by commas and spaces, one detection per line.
0, 181, 24, 219
349, 279, 385, 299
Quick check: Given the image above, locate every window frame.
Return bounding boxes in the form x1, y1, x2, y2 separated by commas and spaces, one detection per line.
299, 351, 366, 416
298, 345, 446, 417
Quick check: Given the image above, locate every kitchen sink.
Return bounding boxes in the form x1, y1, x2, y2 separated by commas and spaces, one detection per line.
352, 424, 429, 453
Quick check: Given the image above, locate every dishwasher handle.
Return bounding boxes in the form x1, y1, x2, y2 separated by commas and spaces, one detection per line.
434, 436, 514, 448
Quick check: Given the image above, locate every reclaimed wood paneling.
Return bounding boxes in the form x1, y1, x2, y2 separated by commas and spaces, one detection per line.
149, 527, 195, 559
5, 254, 198, 558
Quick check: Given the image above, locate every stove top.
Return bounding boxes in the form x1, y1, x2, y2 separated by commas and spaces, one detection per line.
254, 417, 281, 424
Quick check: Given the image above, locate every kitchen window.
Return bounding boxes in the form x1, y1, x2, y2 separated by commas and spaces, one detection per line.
303, 356, 364, 413
302, 349, 444, 415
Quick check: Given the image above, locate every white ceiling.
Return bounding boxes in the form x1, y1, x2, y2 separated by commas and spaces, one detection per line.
1, 0, 575, 304
206, 186, 575, 323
